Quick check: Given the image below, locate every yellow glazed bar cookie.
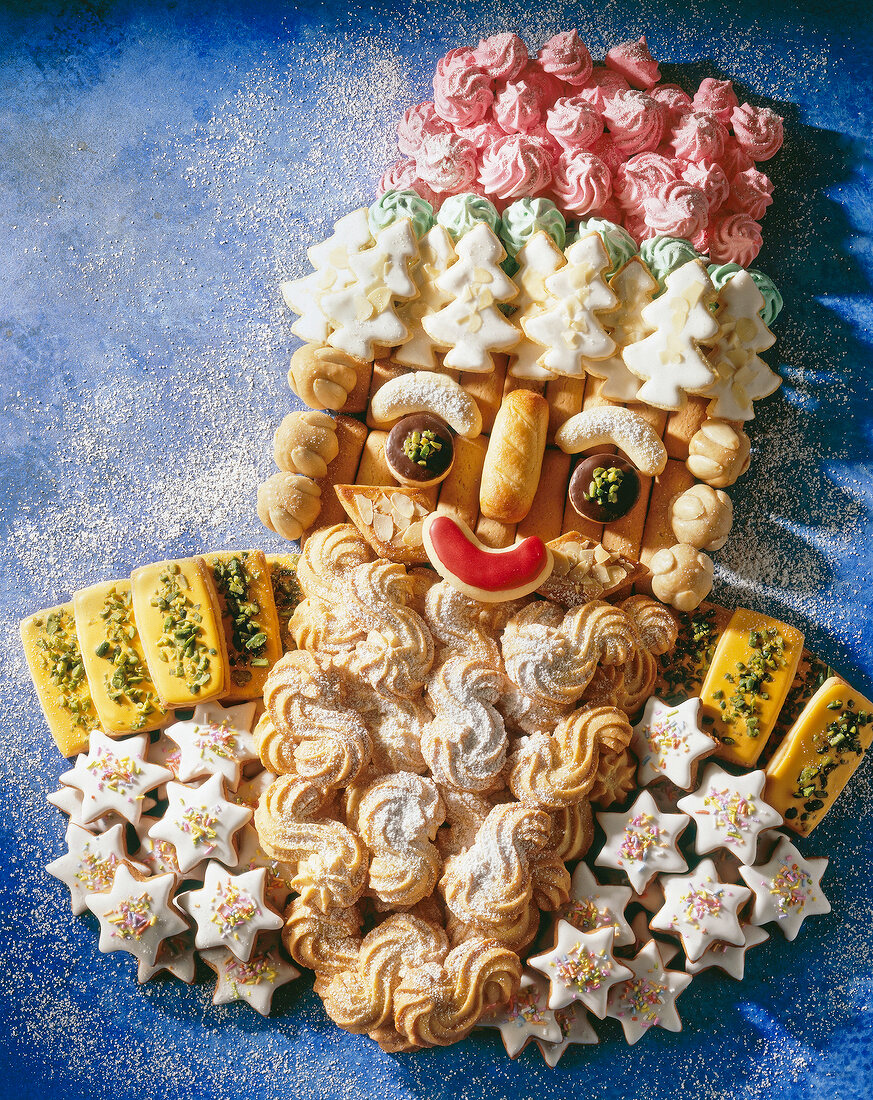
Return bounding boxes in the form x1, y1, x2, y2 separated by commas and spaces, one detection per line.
130, 559, 228, 707
266, 553, 301, 653
653, 602, 734, 704
699, 608, 804, 768
21, 603, 100, 756
73, 581, 167, 735
199, 551, 283, 702
765, 677, 873, 836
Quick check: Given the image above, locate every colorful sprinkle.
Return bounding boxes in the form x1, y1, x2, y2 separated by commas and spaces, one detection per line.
106, 891, 156, 940
193, 719, 237, 760
507, 988, 546, 1026
615, 977, 664, 1026
619, 812, 663, 863
644, 710, 688, 767
565, 898, 614, 933
677, 881, 724, 927
555, 941, 613, 992
86, 748, 143, 794
180, 804, 220, 849
74, 848, 120, 892
227, 952, 278, 988
770, 861, 814, 915
701, 786, 757, 843
210, 882, 259, 936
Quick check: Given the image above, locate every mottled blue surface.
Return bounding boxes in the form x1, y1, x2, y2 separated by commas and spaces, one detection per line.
1, 2, 872, 1098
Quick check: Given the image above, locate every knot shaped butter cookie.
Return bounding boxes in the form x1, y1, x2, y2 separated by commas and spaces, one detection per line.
257, 472, 322, 542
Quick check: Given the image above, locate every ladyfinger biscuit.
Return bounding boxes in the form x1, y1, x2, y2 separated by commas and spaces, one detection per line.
765, 677, 873, 836
517, 448, 571, 543
130, 558, 229, 708
21, 603, 100, 756
663, 395, 709, 460
601, 473, 653, 560
199, 551, 283, 702
698, 608, 804, 769
314, 415, 369, 530
73, 580, 167, 735
479, 389, 549, 523
474, 514, 516, 549
638, 459, 696, 572
355, 430, 395, 487
265, 553, 301, 653
436, 434, 488, 530
545, 375, 586, 442
503, 372, 545, 399
367, 360, 410, 428
461, 354, 508, 434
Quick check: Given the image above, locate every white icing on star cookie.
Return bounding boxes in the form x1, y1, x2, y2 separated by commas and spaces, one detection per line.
738, 834, 830, 941
606, 939, 692, 1045
650, 857, 751, 961
479, 970, 562, 1057
231, 769, 276, 812
163, 700, 258, 790
148, 775, 251, 874
560, 863, 634, 947
85, 864, 188, 967
46, 822, 140, 915
631, 697, 715, 791
230, 824, 296, 911
201, 932, 299, 1015
176, 863, 283, 961
677, 764, 782, 864
629, 910, 681, 966
47, 784, 149, 833
59, 730, 173, 827
535, 1002, 598, 1067
595, 789, 689, 893
136, 929, 198, 984
685, 923, 769, 979
528, 919, 633, 1017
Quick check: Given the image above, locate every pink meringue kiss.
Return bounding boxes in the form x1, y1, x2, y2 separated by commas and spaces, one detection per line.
605, 36, 661, 89
613, 151, 679, 211
720, 138, 755, 178
416, 131, 478, 194
545, 96, 604, 151
474, 33, 528, 81
649, 84, 694, 128
456, 117, 507, 152
706, 211, 763, 265
602, 90, 665, 155
641, 178, 710, 240
378, 161, 440, 206
537, 29, 593, 86
576, 66, 630, 112
680, 159, 730, 213
432, 48, 494, 127
396, 101, 449, 157
478, 133, 554, 202
730, 103, 784, 162
589, 133, 626, 175
693, 78, 739, 124
726, 166, 774, 220
669, 109, 728, 164
622, 210, 653, 244
493, 76, 547, 134
550, 151, 613, 216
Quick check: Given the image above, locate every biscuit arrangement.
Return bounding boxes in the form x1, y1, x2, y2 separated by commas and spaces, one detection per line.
22, 28, 872, 1066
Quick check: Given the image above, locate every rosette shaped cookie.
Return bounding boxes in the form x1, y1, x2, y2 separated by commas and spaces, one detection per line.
289, 596, 364, 655
587, 747, 638, 808
296, 524, 374, 606
255, 775, 369, 912
357, 773, 446, 908
283, 897, 363, 977
436, 787, 493, 860
508, 705, 633, 809
544, 800, 594, 863
423, 580, 502, 666
620, 595, 678, 656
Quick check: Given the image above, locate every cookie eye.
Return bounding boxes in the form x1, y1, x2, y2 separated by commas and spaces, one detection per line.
568, 453, 641, 522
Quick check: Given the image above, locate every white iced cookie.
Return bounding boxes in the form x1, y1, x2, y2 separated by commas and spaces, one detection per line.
535, 1003, 598, 1067
59, 730, 173, 828
46, 821, 139, 915
702, 269, 780, 421
555, 406, 668, 476
177, 862, 283, 961
669, 484, 733, 550
134, 820, 194, 879
522, 232, 617, 377
322, 219, 418, 361
529, 919, 633, 1017
605, 939, 692, 1045
677, 764, 783, 864
201, 932, 300, 1015
595, 790, 689, 893
369, 371, 483, 438
631, 696, 716, 790
47, 783, 149, 833
585, 257, 658, 401
623, 260, 720, 409
507, 231, 566, 380
650, 857, 752, 961
148, 774, 252, 874
686, 419, 751, 487
85, 864, 188, 967
560, 863, 635, 948
685, 924, 769, 979
738, 834, 830, 940
479, 970, 562, 1057
231, 824, 296, 912
163, 700, 259, 790
649, 543, 714, 612
137, 930, 198, 984
394, 224, 457, 369
422, 223, 520, 372
257, 471, 322, 542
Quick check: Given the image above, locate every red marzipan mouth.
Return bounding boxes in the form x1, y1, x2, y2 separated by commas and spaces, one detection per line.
427, 514, 548, 591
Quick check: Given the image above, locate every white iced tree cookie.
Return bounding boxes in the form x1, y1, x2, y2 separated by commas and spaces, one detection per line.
394, 224, 457, 369
280, 208, 373, 342
623, 259, 720, 409
321, 218, 419, 361
702, 269, 780, 420
521, 231, 617, 379
422, 222, 520, 372
584, 257, 658, 401
507, 231, 567, 380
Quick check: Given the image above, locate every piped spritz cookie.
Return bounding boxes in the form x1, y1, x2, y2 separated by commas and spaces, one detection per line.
85, 864, 188, 968
650, 858, 751, 961
176, 863, 283, 961
631, 696, 716, 790
605, 939, 692, 1045
594, 790, 689, 893
148, 774, 252, 874
528, 918, 633, 1017
677, 764, 782, 863
738, 834, 830, 940
59, 730, 173, 827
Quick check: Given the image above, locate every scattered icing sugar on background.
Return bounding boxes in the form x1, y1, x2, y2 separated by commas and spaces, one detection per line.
1, 1, 872, 1098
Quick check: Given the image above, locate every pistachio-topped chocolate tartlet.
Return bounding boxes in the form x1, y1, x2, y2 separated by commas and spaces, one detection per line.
568, 453, 640, 523
385, 413, 454, 488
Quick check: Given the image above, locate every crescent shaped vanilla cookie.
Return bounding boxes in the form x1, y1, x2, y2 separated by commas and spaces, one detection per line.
555, 406, 668, 476
369, 371, 483, 438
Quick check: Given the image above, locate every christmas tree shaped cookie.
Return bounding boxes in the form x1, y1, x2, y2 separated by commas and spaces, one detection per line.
585, 257, 659, 401
422, 222, 520, 372
702, 269, 780, 420
507, 231, 567, 381
623, 260, 720, 409
522, 232, 617, 378
394, 224, 457, 369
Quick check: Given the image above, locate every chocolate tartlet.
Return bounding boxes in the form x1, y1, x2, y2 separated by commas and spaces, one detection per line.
569, 453, 640, 522
385, 413, 455, 488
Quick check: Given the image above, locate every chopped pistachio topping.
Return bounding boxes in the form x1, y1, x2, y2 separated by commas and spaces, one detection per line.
95, 587, 161, 729
656, 607, 719, 704
33, 610, 98, 731
149, 566, 216, 695
402, 428, 444, 470
714, 627, 787, 741
269, 559, 300, 653
210, 555, 270, 686
582, 466, 625, 507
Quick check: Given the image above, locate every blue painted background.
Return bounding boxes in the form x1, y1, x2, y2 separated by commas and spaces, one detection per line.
2, 1, 872, 1098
